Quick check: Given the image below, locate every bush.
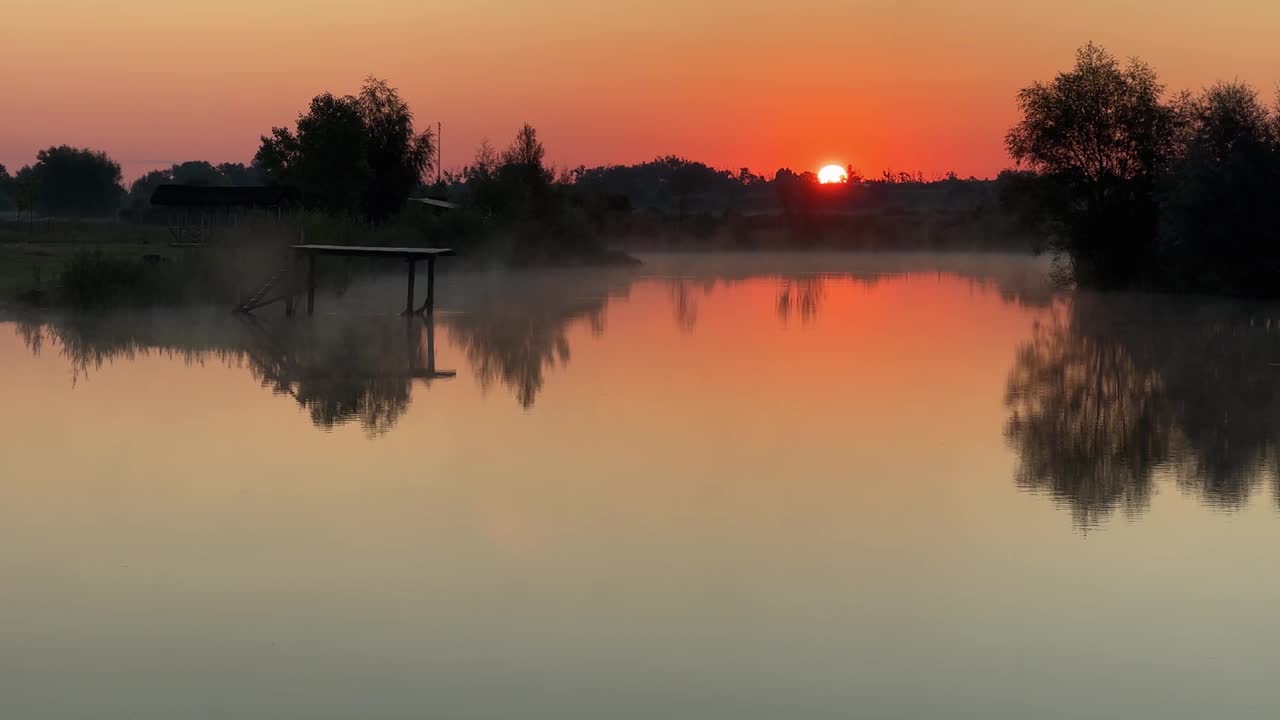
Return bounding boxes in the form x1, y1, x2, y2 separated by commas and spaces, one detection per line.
58, 250, 166, 308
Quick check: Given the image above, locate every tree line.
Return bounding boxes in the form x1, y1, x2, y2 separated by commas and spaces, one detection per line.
12, 48, 1280, 288
0, 72, 993, 226
1006, 43, 1280, 295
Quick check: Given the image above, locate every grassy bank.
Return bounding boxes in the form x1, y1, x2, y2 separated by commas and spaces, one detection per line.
0, 213, 639, 310
0, 219, 295, 308
1, 203, 1036, 310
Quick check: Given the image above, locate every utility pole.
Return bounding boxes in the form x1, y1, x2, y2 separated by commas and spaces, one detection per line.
437, 122, 443, 185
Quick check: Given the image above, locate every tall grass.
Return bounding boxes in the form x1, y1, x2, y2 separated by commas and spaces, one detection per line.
57, 249, 197, 308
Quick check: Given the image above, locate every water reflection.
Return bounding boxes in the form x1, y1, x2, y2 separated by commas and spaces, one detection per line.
21, 254, 1280, 522
13, 256, 1280, 719
17, 312, 455, 436
776, 277, 825, 324
1006, 294, 1280, 526
11, 254, 1056, 434
666, 278, 713, 332
443, 271, 630, 408
238, 314, 455, 435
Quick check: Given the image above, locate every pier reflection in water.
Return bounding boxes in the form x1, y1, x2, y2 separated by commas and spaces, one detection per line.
8, 255, 1280, 719
14, 254, 1280, 526
237, 314, 455, 434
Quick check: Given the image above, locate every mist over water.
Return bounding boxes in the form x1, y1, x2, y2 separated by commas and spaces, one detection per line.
5, 253, 1280, 719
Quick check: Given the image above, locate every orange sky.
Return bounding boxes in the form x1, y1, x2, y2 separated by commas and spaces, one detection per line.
5, 0, 1280, 182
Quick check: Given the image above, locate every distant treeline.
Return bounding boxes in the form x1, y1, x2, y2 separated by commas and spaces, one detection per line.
10, 42, 1280, 285
0, 76, 1040, 264
1006, 43, 1280, 295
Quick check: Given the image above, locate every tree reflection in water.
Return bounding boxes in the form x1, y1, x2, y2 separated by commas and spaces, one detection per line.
1006, 294, 1280, 526
1005, 308, 1169, 525
440, 270, 632, 409
12, 256, 1058, 434
16, 312, 455, 437
776, 277, 825, 324
238, 314, 454, 435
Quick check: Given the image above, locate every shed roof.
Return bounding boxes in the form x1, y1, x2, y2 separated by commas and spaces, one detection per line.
409, 197, 460, 210
150, 185, 298, 208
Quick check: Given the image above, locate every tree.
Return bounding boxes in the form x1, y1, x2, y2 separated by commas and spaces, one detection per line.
255, 78, 433, 222
471, 138, 500, 178
0, 164, 14, 211
773, 167, 820, 216
1006, 43, 1184, 288
14, 166, 37, 218
570, 156, 740, 214
20, 145, 125, 217
503, 124, 548, 176
256, 92, 370, 217
1158, 82, 1280, 293
124, 161, 259, 211
170, 160, 227, 186
216, 162, 260, 186
356, 77, 435, 222
470, 124, 556, 218
127, 169, 175, 210
663, 156, 718, 217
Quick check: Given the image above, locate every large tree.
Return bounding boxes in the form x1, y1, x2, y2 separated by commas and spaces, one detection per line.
0, 164, 14, 210
468, 124, 555, 218
1006, 43, 1184, 288
169, 160, 227, 187
20, 145, 125, 217
1158, 82, 1280, 293
357, 77, 435, 222
126, 169, 175, 210
126, 160, 262, 210
255, 77, 433, 221
216, 162, 260, 186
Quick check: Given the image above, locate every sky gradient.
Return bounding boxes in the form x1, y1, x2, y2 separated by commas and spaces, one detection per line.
5, 0, 1280, 182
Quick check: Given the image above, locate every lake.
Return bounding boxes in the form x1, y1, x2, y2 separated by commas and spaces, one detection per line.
3, 253, 1280, 719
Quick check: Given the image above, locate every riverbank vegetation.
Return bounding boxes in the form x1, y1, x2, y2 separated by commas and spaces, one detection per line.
10, 45, 1280, 308
1007, 43, 1280, 295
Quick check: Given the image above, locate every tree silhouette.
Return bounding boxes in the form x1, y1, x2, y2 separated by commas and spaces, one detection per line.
17, 145, 125, 217
170, 160, 227, 187
256, 77, 433, 222
1007, 44, 1184, 288
357, 77, 435, 222
256, 92, 369, 217
1158, 82, 1280, 294
0, 163, 14, 210
215, 162, 261, 186
502, 123, 549, 178
127, 169, 175, 210
476, 123, 554, 218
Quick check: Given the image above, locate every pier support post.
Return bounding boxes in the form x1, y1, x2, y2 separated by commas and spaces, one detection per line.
425, 312, 437, 371
306, 253, 316, 316
404, 258, 417, 315
425, 257, 436, 313
284, 256, 295, 317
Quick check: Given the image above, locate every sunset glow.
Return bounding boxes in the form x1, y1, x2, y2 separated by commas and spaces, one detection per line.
6, 1, 1280, 181
818, 165, 848, 184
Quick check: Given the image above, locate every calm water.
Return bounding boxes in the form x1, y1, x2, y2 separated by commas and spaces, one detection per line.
3, 253, 1280, 719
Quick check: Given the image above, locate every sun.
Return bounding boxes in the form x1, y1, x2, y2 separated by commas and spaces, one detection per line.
818, 164, 848, 184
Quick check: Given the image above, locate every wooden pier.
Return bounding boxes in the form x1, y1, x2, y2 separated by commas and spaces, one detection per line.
238, 245, 454, 316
